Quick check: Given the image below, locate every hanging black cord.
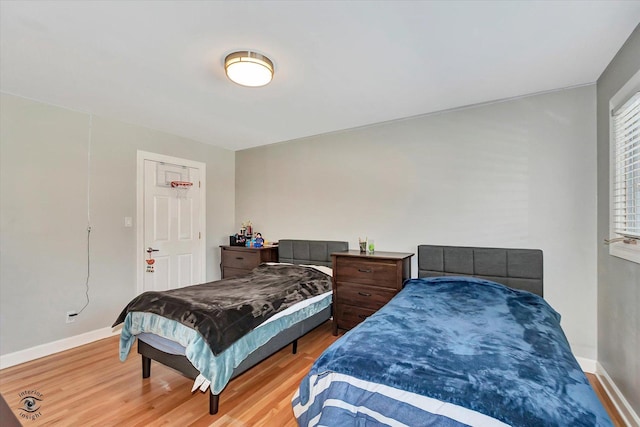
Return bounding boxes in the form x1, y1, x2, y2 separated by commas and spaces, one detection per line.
76, 226, 91, 315
71, 115, 93, 318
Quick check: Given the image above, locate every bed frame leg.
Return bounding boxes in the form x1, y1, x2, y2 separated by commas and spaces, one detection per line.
142, 355, 151, 378
210, 393, 219, 415
292, 339, 298, 354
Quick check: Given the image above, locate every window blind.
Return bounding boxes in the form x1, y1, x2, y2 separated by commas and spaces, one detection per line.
613, 92, 640, 238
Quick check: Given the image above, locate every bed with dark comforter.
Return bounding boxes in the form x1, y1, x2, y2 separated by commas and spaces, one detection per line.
113, 263, 331, 355
293, 245, 612, 427
114, 239, 348, 415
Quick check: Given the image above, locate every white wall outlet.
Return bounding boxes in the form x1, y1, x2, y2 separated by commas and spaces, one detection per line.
124, 216, 133, 227
66, 311, 77, 323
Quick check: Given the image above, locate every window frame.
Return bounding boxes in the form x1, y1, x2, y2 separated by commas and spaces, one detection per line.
609, 69, 640, 264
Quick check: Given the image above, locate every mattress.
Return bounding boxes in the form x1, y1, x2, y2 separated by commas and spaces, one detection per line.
136, 290, 332, 356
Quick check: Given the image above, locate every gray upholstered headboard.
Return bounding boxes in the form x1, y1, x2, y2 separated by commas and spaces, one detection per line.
418, 245, 543, 297
278, 240, 349, 267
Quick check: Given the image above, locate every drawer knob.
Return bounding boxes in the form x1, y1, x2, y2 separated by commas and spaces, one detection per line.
358, 292, 371, 297
358, 268, 373, 273
236, 257, 244, 260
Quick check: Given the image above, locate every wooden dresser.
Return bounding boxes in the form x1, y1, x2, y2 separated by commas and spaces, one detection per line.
332, 250, 413, 335
220, 245, 279, 279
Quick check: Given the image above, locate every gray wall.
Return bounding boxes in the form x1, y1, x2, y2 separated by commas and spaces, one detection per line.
597, 25, 640, 413
0, 93, 235, 355
237, 85, 599, 360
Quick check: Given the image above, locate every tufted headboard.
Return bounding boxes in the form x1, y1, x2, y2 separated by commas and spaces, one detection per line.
278, 240, 349, 267
418, 245, 543, 297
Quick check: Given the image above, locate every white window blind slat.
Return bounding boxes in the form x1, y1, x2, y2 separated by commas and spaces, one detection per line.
612, 91, 640, 238
613, 92, 640, 116
613, 127, 639, 149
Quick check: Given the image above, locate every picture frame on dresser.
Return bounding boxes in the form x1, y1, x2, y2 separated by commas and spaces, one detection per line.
331, 250, 413, 335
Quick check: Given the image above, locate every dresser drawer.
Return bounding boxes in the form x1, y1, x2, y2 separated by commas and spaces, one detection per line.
335, 283, 396, 310
331, 250, 413, 335
220, 245, 279, 279
222, 249, 260, 270
222, 266, 251, 279
334, 303, 376, 330
335, 258, 398, 288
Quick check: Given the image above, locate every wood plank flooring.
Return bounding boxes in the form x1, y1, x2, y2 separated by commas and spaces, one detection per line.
0, 321, 626, 426
587, 373, 627, 427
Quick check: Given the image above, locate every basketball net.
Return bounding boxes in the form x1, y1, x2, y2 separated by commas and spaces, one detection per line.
170, 181, 193, 199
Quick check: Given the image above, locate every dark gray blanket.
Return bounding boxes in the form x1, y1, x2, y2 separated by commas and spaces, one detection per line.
113, 264, 332, 355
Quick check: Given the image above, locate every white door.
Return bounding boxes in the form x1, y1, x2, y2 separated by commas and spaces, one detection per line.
142, 158, 204, 292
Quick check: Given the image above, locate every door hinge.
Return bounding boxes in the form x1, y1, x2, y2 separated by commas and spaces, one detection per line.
199, 181, 201, 188
199, 232, 201, 239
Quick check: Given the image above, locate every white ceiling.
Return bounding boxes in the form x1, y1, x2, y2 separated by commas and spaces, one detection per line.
1, 1, 639, 151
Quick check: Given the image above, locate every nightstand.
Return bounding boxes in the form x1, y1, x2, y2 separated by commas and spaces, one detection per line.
331, 250, 413, 335
220, 245, 279, 279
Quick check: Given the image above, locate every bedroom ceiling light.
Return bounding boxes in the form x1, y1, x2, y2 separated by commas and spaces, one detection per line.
224, 51, 274, 87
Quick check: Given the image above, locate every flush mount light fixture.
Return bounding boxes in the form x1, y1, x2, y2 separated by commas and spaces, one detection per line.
224, 51, 274, 87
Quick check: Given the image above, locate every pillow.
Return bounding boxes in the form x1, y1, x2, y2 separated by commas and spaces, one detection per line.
264, 262, 333, 277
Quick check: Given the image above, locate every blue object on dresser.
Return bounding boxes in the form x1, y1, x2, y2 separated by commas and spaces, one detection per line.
293, 276, 612, 427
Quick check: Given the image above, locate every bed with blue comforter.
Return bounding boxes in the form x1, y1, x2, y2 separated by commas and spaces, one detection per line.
293, 276, 612, 426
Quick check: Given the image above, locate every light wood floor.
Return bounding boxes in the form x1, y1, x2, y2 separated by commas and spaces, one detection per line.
0, 321, 626, 426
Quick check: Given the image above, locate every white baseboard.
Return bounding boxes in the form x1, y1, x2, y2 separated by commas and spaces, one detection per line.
0, 326, 121, 369
576, 356, 597, 373
596, 362, 640, 427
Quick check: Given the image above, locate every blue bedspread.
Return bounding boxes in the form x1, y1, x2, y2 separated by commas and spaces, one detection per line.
294, 277, 611, 426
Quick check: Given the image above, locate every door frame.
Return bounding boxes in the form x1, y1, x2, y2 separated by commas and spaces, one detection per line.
136, 150, 207, 294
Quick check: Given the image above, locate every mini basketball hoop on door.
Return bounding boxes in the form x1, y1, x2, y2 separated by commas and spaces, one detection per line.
171, 181, 193, 198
